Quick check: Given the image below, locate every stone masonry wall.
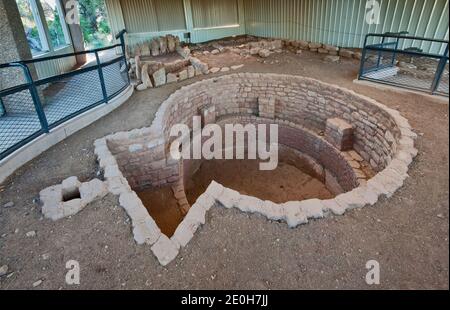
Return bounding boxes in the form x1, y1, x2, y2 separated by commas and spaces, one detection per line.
214, 116, 359, 192
104, 73, 404, 192
107, 133, 180, 191
159, 73, 401, 173
95, 73, 417, 266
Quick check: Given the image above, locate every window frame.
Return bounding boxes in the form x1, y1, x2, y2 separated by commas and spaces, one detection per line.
26, 0, 50, 54
48, 0, 72, 49
18, 0, 73, 57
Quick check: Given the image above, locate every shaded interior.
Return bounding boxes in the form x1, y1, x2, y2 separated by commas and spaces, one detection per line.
136, 186, 183, 237
185, 159, 334, 205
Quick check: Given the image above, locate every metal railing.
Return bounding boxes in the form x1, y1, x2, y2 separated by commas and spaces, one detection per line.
358, 33, 449, 97
0, 30, 130, 160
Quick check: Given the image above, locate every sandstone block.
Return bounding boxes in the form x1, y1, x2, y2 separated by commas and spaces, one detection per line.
153, 67, 166, 87
151, 235, 179, 266
150, 38, 160, 56
187, 65, 195, 78
171, 222, 194, 247
179, 69, 188, 81
325, 118, 354, 151
210, 67, 220, 73
309, 42, 322, 49
166, 73, 178, 84
167, 35, 176, 53
283, 202, 308, 228
258, 97, 276, 119
258, 49, 271, 58
79, 179, 108, 204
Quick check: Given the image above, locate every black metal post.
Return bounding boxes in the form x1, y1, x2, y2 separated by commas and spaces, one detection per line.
22, 64, 49, 133
431, 44, 449, 94
358, 35, 370, 79
376, 35, 385, 69
0, 97, 6, 116
392, 37, 401, 66
115, 29, 127, 58
95, 51, 109, 103
116, 29, 130, 85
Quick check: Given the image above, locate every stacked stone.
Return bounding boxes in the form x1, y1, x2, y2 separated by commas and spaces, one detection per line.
157, 73, 412, 173
242, 39, 284, 58
134, 56, 208, 91
258, 97, 276, 119
285, 39, 362, 61
106, 133, 179, 191
325, 118, 354, 151
93, 73, 417, 267
128, 34, 181, 58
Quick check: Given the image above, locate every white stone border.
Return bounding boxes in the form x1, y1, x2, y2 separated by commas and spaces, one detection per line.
94, 73, 418, 266
40, 177, 108, 221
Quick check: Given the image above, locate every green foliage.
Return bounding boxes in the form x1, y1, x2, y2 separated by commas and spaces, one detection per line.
78, 0, 111, 48
46, 5, 66, 49
16, 0, 43, 53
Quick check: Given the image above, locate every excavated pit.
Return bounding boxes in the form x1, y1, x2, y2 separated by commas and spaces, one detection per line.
95, 73, 417, 265
184, 159, 334, 205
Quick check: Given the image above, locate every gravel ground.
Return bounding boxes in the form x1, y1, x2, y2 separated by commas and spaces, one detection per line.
0, 50, 448, 289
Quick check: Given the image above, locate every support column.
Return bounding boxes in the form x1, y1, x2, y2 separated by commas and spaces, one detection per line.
0, 0, 37, 89
61, 0, 86, 65
183, 0, 194, 42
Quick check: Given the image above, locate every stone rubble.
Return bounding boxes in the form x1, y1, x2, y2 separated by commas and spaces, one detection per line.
26, 231, 36, 237
324, 55, 341, 63
3, 201, 14, 208
0, 265, 9, 277
131, 36, 365, 90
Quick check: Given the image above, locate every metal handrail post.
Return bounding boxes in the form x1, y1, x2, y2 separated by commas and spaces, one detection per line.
95, 51, 109, 103
431, 44, 449, 95
358, 35, 370, 79
22, 63, 49, 133
116, 29, 130, 85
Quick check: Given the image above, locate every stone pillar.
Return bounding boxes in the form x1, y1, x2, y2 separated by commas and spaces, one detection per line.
0, 0, 41, 114
199, 104, 216, 126
0, 0, 37, 89
325, 118, 354, 151
61, 0, 86, 65
258, 97, 276, 119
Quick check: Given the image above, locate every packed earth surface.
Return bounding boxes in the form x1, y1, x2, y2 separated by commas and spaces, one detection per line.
0, 47, 448, 289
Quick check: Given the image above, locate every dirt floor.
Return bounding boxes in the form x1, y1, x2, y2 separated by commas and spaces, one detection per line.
0, 48, 448, 289
185, 160, 333, 205
136, 187, 183, 237
196, 50, 258, 68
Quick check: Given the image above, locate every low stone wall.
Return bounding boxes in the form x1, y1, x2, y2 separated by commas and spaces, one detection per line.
158, 73, 405, 173
94, 73, 417, 266
213, 116, 360, 193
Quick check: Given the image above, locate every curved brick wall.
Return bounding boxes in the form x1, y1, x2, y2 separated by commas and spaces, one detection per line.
158, 73, 402, 173
213, 116, 359, 193
95, 73, 418, 266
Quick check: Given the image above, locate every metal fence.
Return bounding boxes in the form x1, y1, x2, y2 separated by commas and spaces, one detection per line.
358, 33, 449, 97
0, 30, 130, 161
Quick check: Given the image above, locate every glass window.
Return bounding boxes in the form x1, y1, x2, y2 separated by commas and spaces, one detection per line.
16, 0, 48, 55
40, 0, 70, 50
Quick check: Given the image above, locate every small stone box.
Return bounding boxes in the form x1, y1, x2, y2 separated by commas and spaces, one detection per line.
325, 118, 354, 151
